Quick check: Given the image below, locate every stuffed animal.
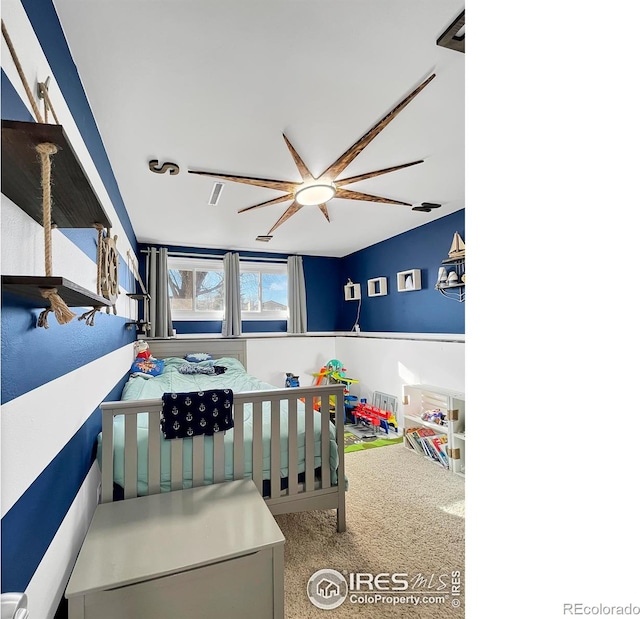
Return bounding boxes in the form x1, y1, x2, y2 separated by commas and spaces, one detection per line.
134, 340, 152, 360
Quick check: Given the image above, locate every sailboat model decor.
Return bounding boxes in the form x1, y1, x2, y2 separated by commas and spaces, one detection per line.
448, 231, 465, 259
436, 231, 465, 302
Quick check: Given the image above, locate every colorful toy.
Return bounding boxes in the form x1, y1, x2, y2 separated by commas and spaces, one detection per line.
285, 373, 300, 388
421, 408, 447, 426
134, 340, 152, 360
312, 359, 359, 418
352, 402, 398, 434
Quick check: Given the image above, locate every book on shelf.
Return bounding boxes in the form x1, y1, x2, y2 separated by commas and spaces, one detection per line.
404, 428, 423, 453
430, 434, 449, 469
414, 427, 440, 463
407, 427, 443, 467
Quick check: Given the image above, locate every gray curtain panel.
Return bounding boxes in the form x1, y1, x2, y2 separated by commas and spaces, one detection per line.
222, 251, 242, 337
148, 247, 174, 337
287, 255, 307, 334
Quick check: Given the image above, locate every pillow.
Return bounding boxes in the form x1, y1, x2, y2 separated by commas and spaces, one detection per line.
178, 363, 226, 376
184, 352, 214, 363
130, 358, 165, 377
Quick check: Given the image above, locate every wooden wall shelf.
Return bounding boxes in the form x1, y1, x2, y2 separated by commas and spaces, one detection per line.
1, 120, 112, 229
2, 276, 112, 309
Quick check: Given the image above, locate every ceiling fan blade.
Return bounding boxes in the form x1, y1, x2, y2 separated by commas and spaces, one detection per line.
188, 169, 298, 193
238, 193, 295, 213
282, 134, 314, 182
334, 188, 412, 206
318, 73, 436, 181
267, 202, 304, 235
317, 203, 330, 222
335, 160, 424, 187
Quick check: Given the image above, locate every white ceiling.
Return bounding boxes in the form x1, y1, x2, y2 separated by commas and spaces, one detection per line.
53, 0, 465, 258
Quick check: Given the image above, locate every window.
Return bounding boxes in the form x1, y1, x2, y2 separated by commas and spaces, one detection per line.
239, 261, 288, 320
168, 257, 225, 320
167, 256, 288, 321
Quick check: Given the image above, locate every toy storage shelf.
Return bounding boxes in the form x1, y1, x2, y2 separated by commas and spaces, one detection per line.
1, 120, 112, 229
1, 275, 112, 309
402, 384, 465, 477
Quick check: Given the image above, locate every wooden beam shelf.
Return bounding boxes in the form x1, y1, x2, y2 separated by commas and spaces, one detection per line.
1, 120, 112, 229
1, 276, 112, 309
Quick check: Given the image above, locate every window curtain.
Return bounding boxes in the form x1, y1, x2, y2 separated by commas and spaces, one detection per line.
287, 255, 307, 334
222, 251, 242, 337
148, 247, 174, 337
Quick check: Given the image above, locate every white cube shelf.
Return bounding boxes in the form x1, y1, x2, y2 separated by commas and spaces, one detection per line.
344, 282, 361, 301
397, 269, 421, 292
367, 277, 388, 297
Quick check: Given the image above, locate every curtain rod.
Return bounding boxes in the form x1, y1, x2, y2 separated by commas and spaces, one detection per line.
140, 249, 287, 263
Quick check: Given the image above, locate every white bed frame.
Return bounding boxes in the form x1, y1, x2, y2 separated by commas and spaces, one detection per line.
99, 338, 346, 531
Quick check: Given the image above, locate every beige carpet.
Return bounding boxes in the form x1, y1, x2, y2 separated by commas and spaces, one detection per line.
274, 444, 465, 618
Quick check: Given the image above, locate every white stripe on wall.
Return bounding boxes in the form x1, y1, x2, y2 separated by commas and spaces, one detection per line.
1, 199, 136, 318
0, 1, 136, 260
24, 463, 101, 619
1, 344, 133, 517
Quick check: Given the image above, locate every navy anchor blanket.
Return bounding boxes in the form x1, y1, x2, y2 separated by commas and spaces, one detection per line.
160, 389, 234, 439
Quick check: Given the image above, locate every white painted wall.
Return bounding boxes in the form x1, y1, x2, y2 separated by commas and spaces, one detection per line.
246, 336, 337, 387
335, 335, 465, 426
244, 334, 464, 427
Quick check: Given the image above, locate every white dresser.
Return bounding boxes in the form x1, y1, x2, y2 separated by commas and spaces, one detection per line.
65, 480, 285, 619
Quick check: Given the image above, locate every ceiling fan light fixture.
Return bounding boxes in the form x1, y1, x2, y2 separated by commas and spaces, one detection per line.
294, 183, 336, 206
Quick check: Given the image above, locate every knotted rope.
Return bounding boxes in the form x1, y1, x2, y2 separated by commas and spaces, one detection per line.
35, 142, 76, 328
78, 307, 101, 326
1, 19, 44, 123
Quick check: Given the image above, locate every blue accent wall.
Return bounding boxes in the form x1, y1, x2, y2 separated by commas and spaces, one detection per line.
1, 70, 35, 121
303, 255, 343, 331
142, 213, 464, 336
1, 293, 133, 404
339, 210, 465, 333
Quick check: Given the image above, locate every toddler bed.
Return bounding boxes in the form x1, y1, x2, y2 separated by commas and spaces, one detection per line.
98, 338, 346, 531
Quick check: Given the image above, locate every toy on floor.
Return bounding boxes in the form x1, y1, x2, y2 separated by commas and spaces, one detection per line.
352, 401, 398, 434
312, 359, 359, 419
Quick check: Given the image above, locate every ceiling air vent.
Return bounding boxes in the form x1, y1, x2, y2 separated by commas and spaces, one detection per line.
208, 182, 224, 206
256, 235, 273, 242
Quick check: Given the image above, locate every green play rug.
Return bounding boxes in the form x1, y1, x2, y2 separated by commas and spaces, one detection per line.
344, 431, 403, 453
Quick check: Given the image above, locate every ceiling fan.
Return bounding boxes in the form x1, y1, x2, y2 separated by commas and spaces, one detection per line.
188, 72, 437, 240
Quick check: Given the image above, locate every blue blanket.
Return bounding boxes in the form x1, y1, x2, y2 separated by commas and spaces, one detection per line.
161, 389, 233, 439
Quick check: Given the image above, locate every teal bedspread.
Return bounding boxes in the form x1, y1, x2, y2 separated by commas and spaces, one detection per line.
98, 357, 339, 495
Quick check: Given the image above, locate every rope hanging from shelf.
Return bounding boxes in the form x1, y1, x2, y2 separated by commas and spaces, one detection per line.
3, 19, 89, 327
1, 19, 44, 123
35, 142, 77, 328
